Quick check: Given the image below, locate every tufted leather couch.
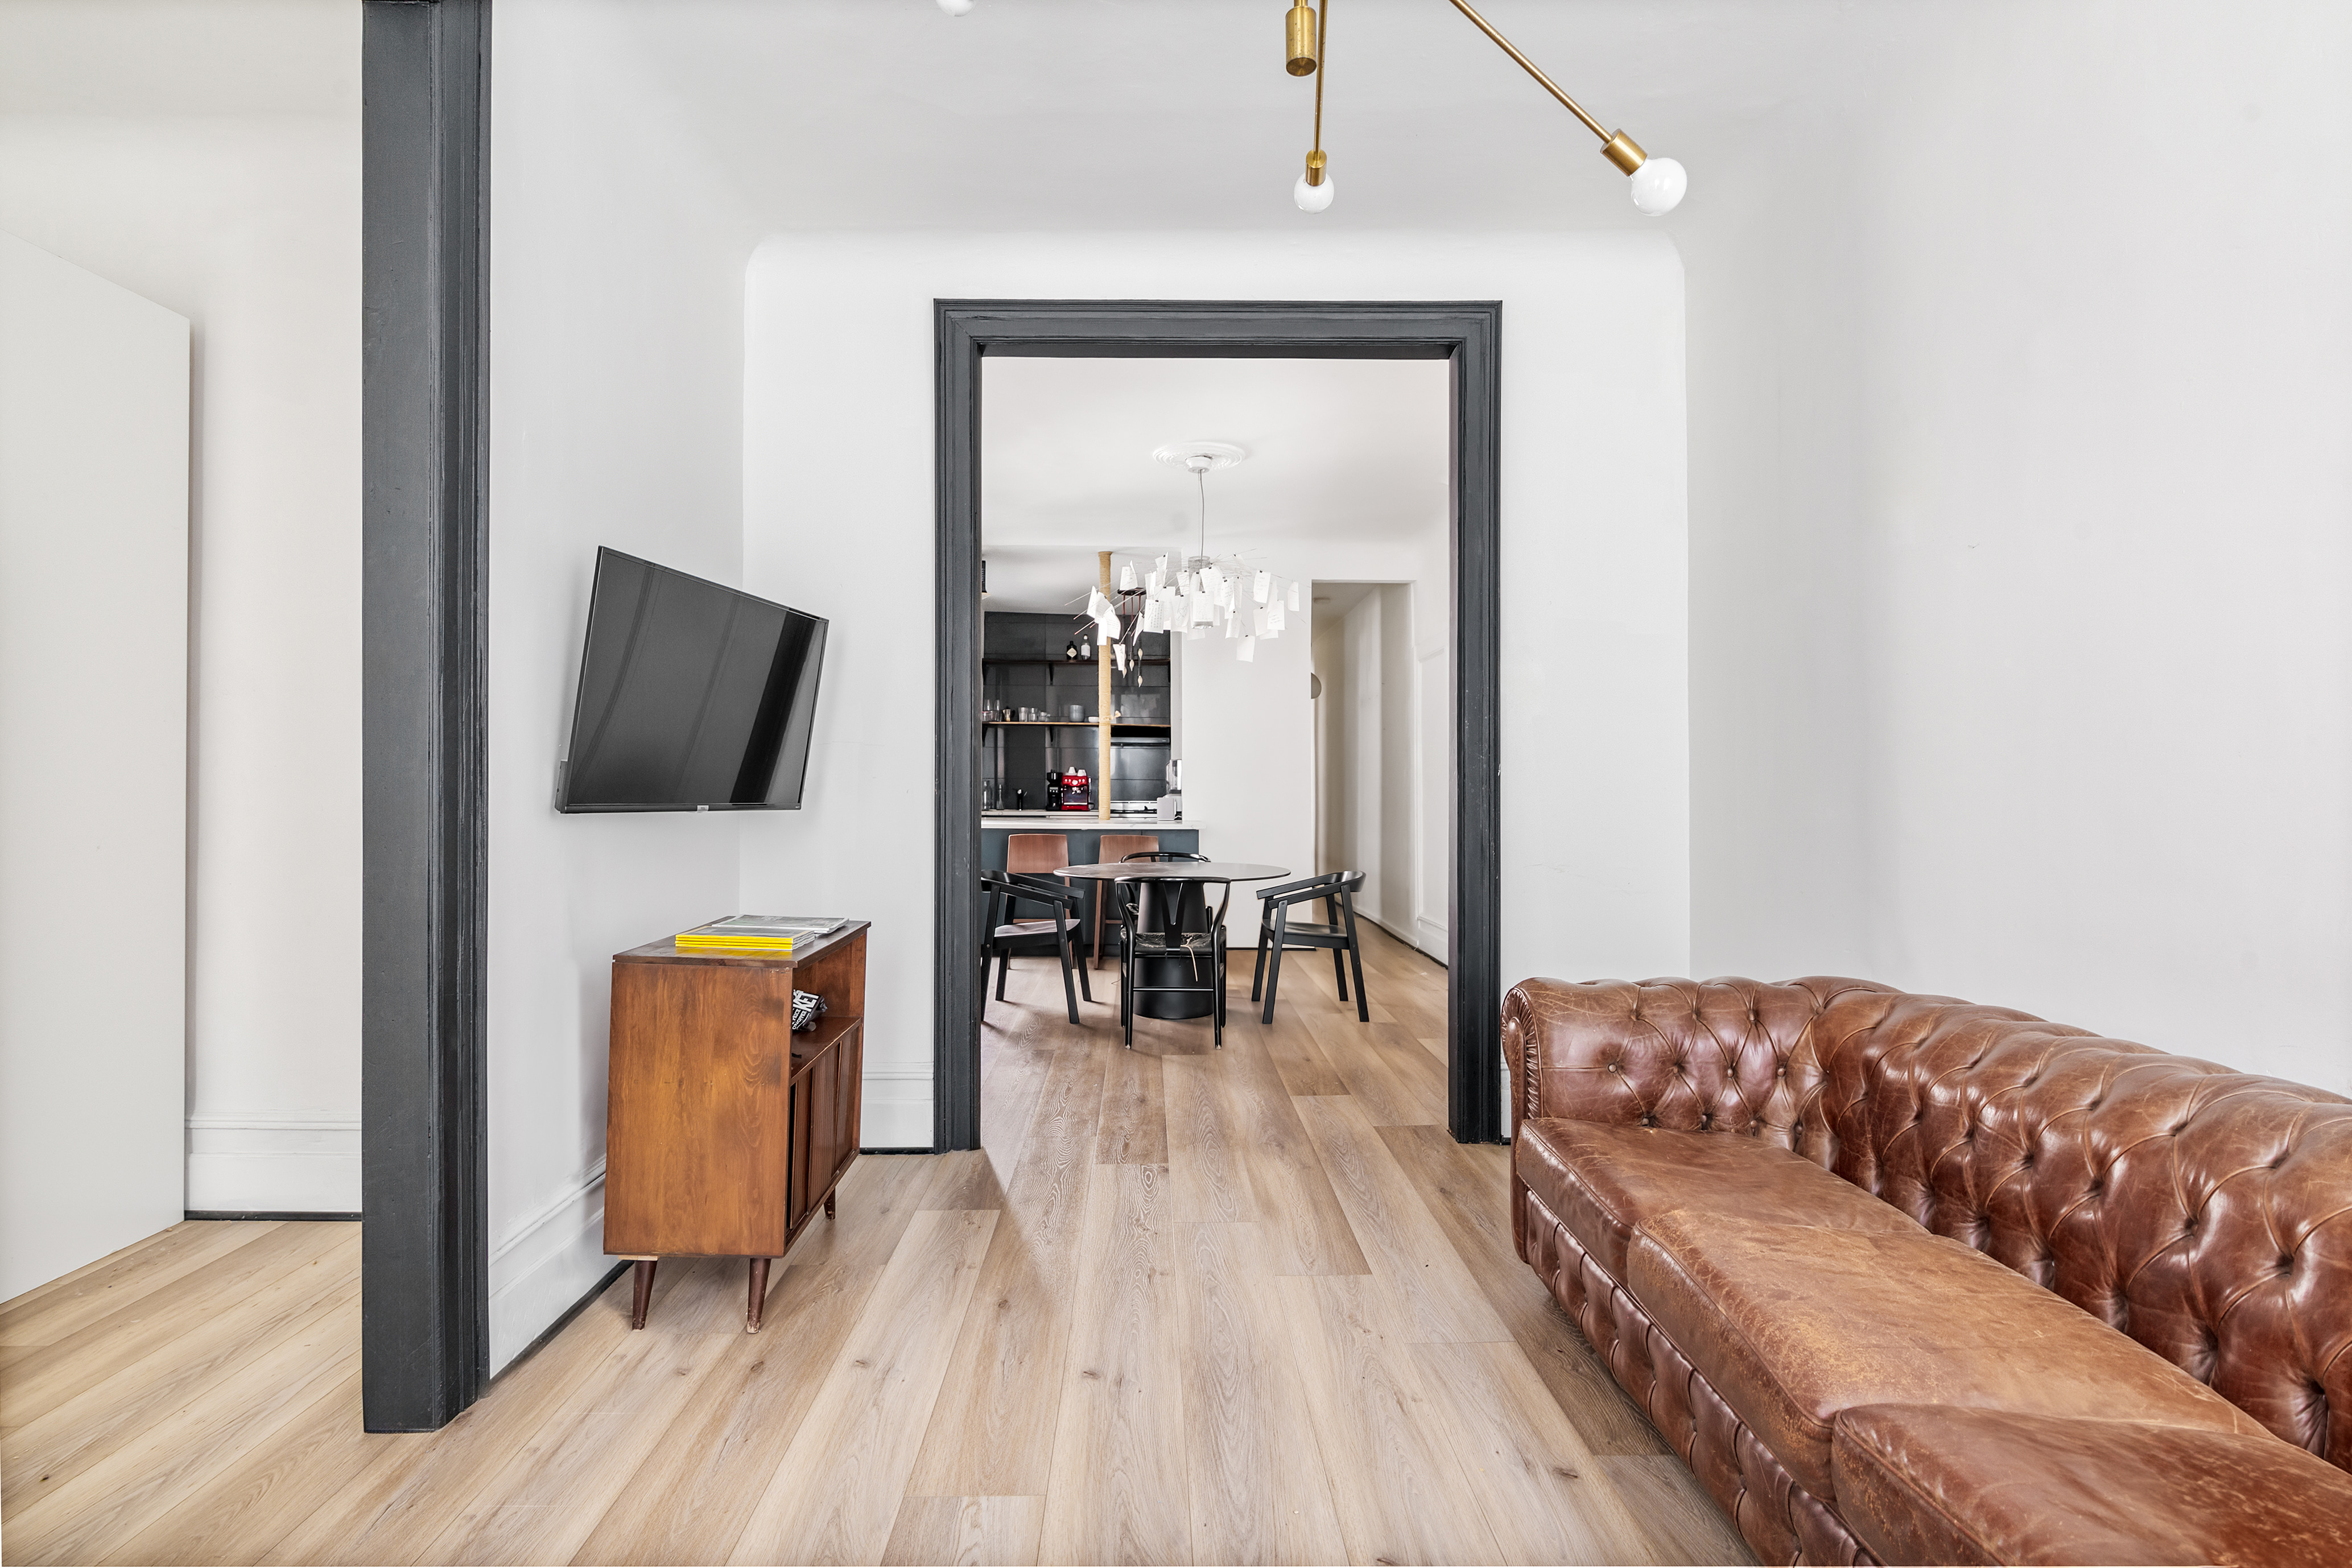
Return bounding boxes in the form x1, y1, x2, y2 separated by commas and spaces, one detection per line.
1504, 976, 2352, 1565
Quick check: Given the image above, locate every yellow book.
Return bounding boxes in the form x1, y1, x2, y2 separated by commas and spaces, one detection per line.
674, 915, 845, 951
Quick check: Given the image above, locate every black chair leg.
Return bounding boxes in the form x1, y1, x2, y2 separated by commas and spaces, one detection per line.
1251, 923, 1270, 1000
1120, 950, 1135, 1048
995, 950, 1010, 1001
1212, 938, 1225, 1048
1260, 942, 1284, 1026
1054, 931, 1081, 1025
1347, 935, 1369, 1022
1331, 943, 1349, 1003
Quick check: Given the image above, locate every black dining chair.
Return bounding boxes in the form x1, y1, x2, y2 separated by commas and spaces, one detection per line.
1112, 850, 1210, 950
1251, 870, 1369, 1024
1110, 874, 1231, 1049
981, 870, 1092, 1025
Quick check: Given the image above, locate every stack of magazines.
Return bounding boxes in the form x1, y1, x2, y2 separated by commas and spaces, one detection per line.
673, 915, 845, 952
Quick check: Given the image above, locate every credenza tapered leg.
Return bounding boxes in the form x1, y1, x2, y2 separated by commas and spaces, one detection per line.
746, 1256, 771, 1333
825, 1189, 836, 1219
629, 1258, 657, 1330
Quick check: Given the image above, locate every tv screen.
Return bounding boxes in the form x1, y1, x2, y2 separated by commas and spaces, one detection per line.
558, 548, 827, 812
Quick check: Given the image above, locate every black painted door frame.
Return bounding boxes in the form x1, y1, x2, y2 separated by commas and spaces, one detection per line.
933, 300, 1503, 1150
361, 0, 490, 1433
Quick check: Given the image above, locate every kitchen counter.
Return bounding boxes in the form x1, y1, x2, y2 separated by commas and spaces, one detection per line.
983, 811, 1186, 826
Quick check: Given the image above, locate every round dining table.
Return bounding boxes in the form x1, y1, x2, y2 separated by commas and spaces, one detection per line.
1053, 861, 1290, 1020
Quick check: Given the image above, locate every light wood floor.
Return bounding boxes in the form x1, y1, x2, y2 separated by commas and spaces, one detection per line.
0, 922, 1751, 1566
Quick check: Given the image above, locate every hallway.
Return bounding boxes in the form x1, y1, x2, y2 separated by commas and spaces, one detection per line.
0, 925, 1747, 1565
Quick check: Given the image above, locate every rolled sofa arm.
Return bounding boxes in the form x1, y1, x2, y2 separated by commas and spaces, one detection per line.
1502, 977, 1666, 1130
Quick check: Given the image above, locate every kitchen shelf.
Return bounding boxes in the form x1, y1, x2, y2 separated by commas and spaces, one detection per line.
981, 656, 1172, 667
983, 720, 1170, 728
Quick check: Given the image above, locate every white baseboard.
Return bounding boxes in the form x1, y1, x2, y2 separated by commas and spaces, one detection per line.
184, 1117, 360, 1212
1413, 915, 1449, 963
488, 1160, 610, 1375
861, 1063, 933, 1151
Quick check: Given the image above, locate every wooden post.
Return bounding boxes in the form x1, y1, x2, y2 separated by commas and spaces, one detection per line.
1097, 550, 1113, 819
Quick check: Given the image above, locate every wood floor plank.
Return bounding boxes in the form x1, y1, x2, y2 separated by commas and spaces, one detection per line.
1410, 1339, 1654, 1565
1218, 1047, 1368, 1278
1094, 1044, 1168, 1165
2, 1222, 348, 1427
1303, 1013, 1438, 1128
0, 1223, 226, 1320
1163, 1055, 1257, 1227
1377, 1126, 1668, 1458
3, 1289, 359, 1565
906, 1048, 1104, 1498
727, 1209, 998, 1566
1253, 1001, 1350, 1097
1596, 1455, 1756, 1566
1362, 1022, 1450, 1123
981, 1034, 1057, 1165
1038, 1163, 1190, 1567
1274, 1273, 1504, 1567
1174, 1222, 1346, 1566
881, 1496, 1046, 1567
1291, 1096, 1509, 1344
570, 1261, 886, 1565
419, 1295, 738, 1566
785, 1153, 953, 1274
99, 1369, 392, 1567
259, 1268, 653, 1565
0, 1222, 280, 1347
3, 1231, 364, 1512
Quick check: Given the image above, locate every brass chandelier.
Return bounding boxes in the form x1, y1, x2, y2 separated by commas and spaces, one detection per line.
936, 0, 1686, 217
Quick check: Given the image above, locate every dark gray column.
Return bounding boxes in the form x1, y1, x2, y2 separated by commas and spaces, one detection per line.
361, 0, 490, 1432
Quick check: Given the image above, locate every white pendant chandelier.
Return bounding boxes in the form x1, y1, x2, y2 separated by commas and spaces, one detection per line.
1128, 442, 1297, 666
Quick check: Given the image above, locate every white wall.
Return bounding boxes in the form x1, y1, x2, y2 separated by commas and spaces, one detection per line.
1314, 583, 1435, 951
1680, 1, 2352, 1091
0, 235, 189, 1299
742, 231, 1688, 1144
0, 0, 362, 1212
1181, 597, 1317, 886
485, 1, 762, 1368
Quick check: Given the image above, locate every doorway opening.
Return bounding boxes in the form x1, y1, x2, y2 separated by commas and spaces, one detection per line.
933, 301, 1501, 1150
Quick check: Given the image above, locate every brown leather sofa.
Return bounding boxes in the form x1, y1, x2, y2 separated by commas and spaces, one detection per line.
1504, 976, 2352, 1565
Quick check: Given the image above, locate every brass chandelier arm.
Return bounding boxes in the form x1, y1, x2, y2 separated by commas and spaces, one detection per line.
1305, 0, 1330, 185
1443, 0, 1645, 170
1312, 0, 1327, 155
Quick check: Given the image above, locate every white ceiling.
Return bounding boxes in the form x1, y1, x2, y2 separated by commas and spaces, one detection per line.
979, 356, 1447, 612
576, 0, 1875, 233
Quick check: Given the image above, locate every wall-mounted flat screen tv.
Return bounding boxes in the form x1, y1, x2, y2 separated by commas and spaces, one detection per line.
558, 548, 827, 812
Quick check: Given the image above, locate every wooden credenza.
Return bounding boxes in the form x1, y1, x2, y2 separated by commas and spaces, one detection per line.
604, 921, 867, 1331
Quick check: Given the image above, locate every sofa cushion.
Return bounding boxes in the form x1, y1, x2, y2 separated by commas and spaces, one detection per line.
1831, 1404, 2352, 1566
1513, 1117, 1922, 1280
1624, 1212, 2267, 1500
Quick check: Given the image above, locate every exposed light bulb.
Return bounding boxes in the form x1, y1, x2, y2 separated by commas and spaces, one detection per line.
1294, 173, 1335, 213
936, 0, 975, 15
1628, 157, 1687, 216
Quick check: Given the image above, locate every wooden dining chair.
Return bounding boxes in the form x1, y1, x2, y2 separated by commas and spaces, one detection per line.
981, 871, 1091, 1024
1251, 870, 1369, 1025
1090, 833, 1160, 960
